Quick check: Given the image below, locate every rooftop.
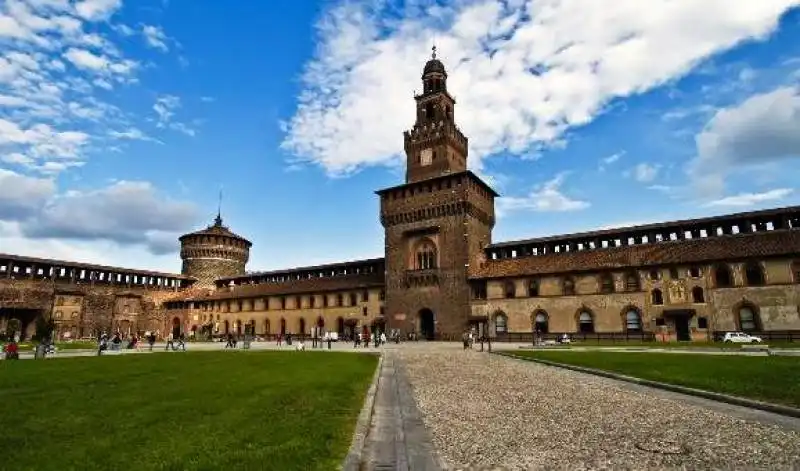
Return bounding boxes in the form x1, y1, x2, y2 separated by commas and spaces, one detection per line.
0, 252, 192, 279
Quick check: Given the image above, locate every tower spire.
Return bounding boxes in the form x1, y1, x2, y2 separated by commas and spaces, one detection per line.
431, 44, 437, 60
214, 186, 223, 226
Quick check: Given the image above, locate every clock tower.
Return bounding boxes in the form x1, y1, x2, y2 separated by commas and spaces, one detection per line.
404, 46, 468, 184
378, 47, 497, 340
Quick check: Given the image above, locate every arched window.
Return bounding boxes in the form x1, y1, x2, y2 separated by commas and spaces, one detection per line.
651, 289, 663, 305
349, 293, 357, 306
298, 318, 306, 334
599, 274, 614, 294
504, 281, 516, 298
691, 286, 705, 303
309, 296, 316, 308
280, 318, 286, 335
264, 319, 271, 334
494, 312, 508, 334
527, 279, 539, 297
578, 310, 594, 333
562, 277, 575, 296
714, 265, 732, 288
624, 272, 640, 291
624, 308, 642, 332
744, 262, 765, 286
737, 304, 760, 332
533, 311, 549, 333
414, 239, 438, 270
336, 293, 343, 307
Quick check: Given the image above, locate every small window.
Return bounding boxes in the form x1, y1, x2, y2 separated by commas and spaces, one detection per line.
362, 290, 369, 302
744, 262, 765, 286
691, 286, 705, 303
714, 265, 732, 288
309, 296, 316, 308
689, 266, 702, 278
562, 278, 575, 296
295, 296, 301, 309
625, 309, 642, 332
336, 294, 344, 306
649, 269, 660, 281
495, 313, 508, 334
600, 274, 614, 294
655, 317, 666, 327
578, 311, 594, 333
651, 289, 663, 305
362, 306, 368, 316
527, 279, 539, 297
738, 305, 760, 332
504, 281, 516, 298
349, 293, 357, 306
472, 281, 487, 300
697, 317, 708, 329
625, 272, 640, 291
669, 268, 680, 280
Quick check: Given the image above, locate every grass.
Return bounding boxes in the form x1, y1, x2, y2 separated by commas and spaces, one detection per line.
509, 350, 800, 408
0, 351, 378, 471
553, 340, 800, 349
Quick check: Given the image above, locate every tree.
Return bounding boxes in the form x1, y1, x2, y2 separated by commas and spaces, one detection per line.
32, 315, 55, 343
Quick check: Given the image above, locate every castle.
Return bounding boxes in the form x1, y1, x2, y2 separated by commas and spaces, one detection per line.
2, 52, 800, 343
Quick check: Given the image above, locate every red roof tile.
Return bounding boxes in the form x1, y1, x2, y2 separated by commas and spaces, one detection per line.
472, 229, 800, 279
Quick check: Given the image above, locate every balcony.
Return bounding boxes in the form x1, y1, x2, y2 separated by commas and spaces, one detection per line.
404, 269, 439, 288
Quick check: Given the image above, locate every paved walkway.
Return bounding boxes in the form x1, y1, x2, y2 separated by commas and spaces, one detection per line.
392, 342, 800, 470
358, 352, 442, 471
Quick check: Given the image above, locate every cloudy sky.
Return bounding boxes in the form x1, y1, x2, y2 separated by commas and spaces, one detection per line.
1, 0, 799, 274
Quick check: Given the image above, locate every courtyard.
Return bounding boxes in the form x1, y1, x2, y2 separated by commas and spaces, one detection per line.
2, 342, 800, 470
0, 351, 378, 471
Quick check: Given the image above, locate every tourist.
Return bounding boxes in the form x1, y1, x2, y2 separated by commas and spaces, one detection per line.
177, 333, 187, 351
148, 332, 156, 351
165, 332, 175, 351
276, 332, 282, 347
111, 333, 122, 351
462, 331, 469, 349
3, 340, 19, 360
97, 334, 108, 356
380, 331, 387, 345
354, 331, 360, 348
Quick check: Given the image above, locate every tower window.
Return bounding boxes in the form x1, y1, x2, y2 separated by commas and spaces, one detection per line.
425, 103, 434, 119
414, 238, 437, 270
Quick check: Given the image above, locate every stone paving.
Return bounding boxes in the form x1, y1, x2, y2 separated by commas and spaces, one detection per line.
393, 342, 800, 470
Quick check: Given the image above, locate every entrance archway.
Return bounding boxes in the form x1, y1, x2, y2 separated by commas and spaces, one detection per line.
280, 318, 286, 336
172, 317, 181, 337
337, 317, 345, 335
418, 308, 435, 340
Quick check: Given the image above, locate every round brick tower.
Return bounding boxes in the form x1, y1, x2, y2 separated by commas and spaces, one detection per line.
179, 212, 251, 290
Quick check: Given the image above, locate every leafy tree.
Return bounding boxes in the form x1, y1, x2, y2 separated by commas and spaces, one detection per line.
32, 316, 55, 343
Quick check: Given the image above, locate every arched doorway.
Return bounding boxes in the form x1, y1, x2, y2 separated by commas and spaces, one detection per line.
224, 319, 230, 334
418, 308, 435, 341
316, 316, 325, 328
235, 320, 242, 336
371, 318, 386, 336
172, 317, 181, 337
280, 318, 286, 336
299, 318, 306, 335
337, 317, 345, 336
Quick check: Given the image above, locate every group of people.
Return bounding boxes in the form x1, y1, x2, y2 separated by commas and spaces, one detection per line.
97, 331, 166, 355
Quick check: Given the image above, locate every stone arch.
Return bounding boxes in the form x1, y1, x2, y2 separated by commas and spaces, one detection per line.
651, 288, 664, 305
733, 300, 761, 332
418, 308, 435, 340
492, 310, 508, 335
743, 261, 765, 286
574, 307, 594, 333
531, 309, 549, 333
713, 264, 733, 288
620, 305, 643, 332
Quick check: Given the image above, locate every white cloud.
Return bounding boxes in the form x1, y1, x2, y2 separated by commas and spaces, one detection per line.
282, 0, 800, 176
632, 162, 660, 183
598, 151, 623, 171
73, 0, 122, 22
0, 172, 199, 256
108, 127, 160, 143
690, 85, 800, 195
142, 24, 169, 52
497, 173, 589, 215
153, 94, 180, 125
705, 188, 793, 207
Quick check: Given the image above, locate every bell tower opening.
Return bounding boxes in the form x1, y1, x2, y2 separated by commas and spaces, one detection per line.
404, 46, 468, 184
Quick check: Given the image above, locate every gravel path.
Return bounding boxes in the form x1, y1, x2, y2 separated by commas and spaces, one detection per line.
394, 344, 800, 470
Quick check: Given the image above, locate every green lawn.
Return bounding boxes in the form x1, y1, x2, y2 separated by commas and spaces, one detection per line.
0, 351, 378, 471
509, 350, 800, 408
557, 340, 800, 349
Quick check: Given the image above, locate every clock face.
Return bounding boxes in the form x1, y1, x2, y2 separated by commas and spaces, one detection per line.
420, 148, 433, 166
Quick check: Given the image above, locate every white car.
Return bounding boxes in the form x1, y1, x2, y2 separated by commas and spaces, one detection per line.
723, 332, 762, 343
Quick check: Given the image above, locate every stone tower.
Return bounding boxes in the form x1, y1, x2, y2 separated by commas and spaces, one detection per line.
179, 212, 251, 290
377, 47, 497, 340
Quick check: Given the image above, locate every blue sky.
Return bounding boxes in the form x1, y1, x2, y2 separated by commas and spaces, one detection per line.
1, 0, 799, 274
